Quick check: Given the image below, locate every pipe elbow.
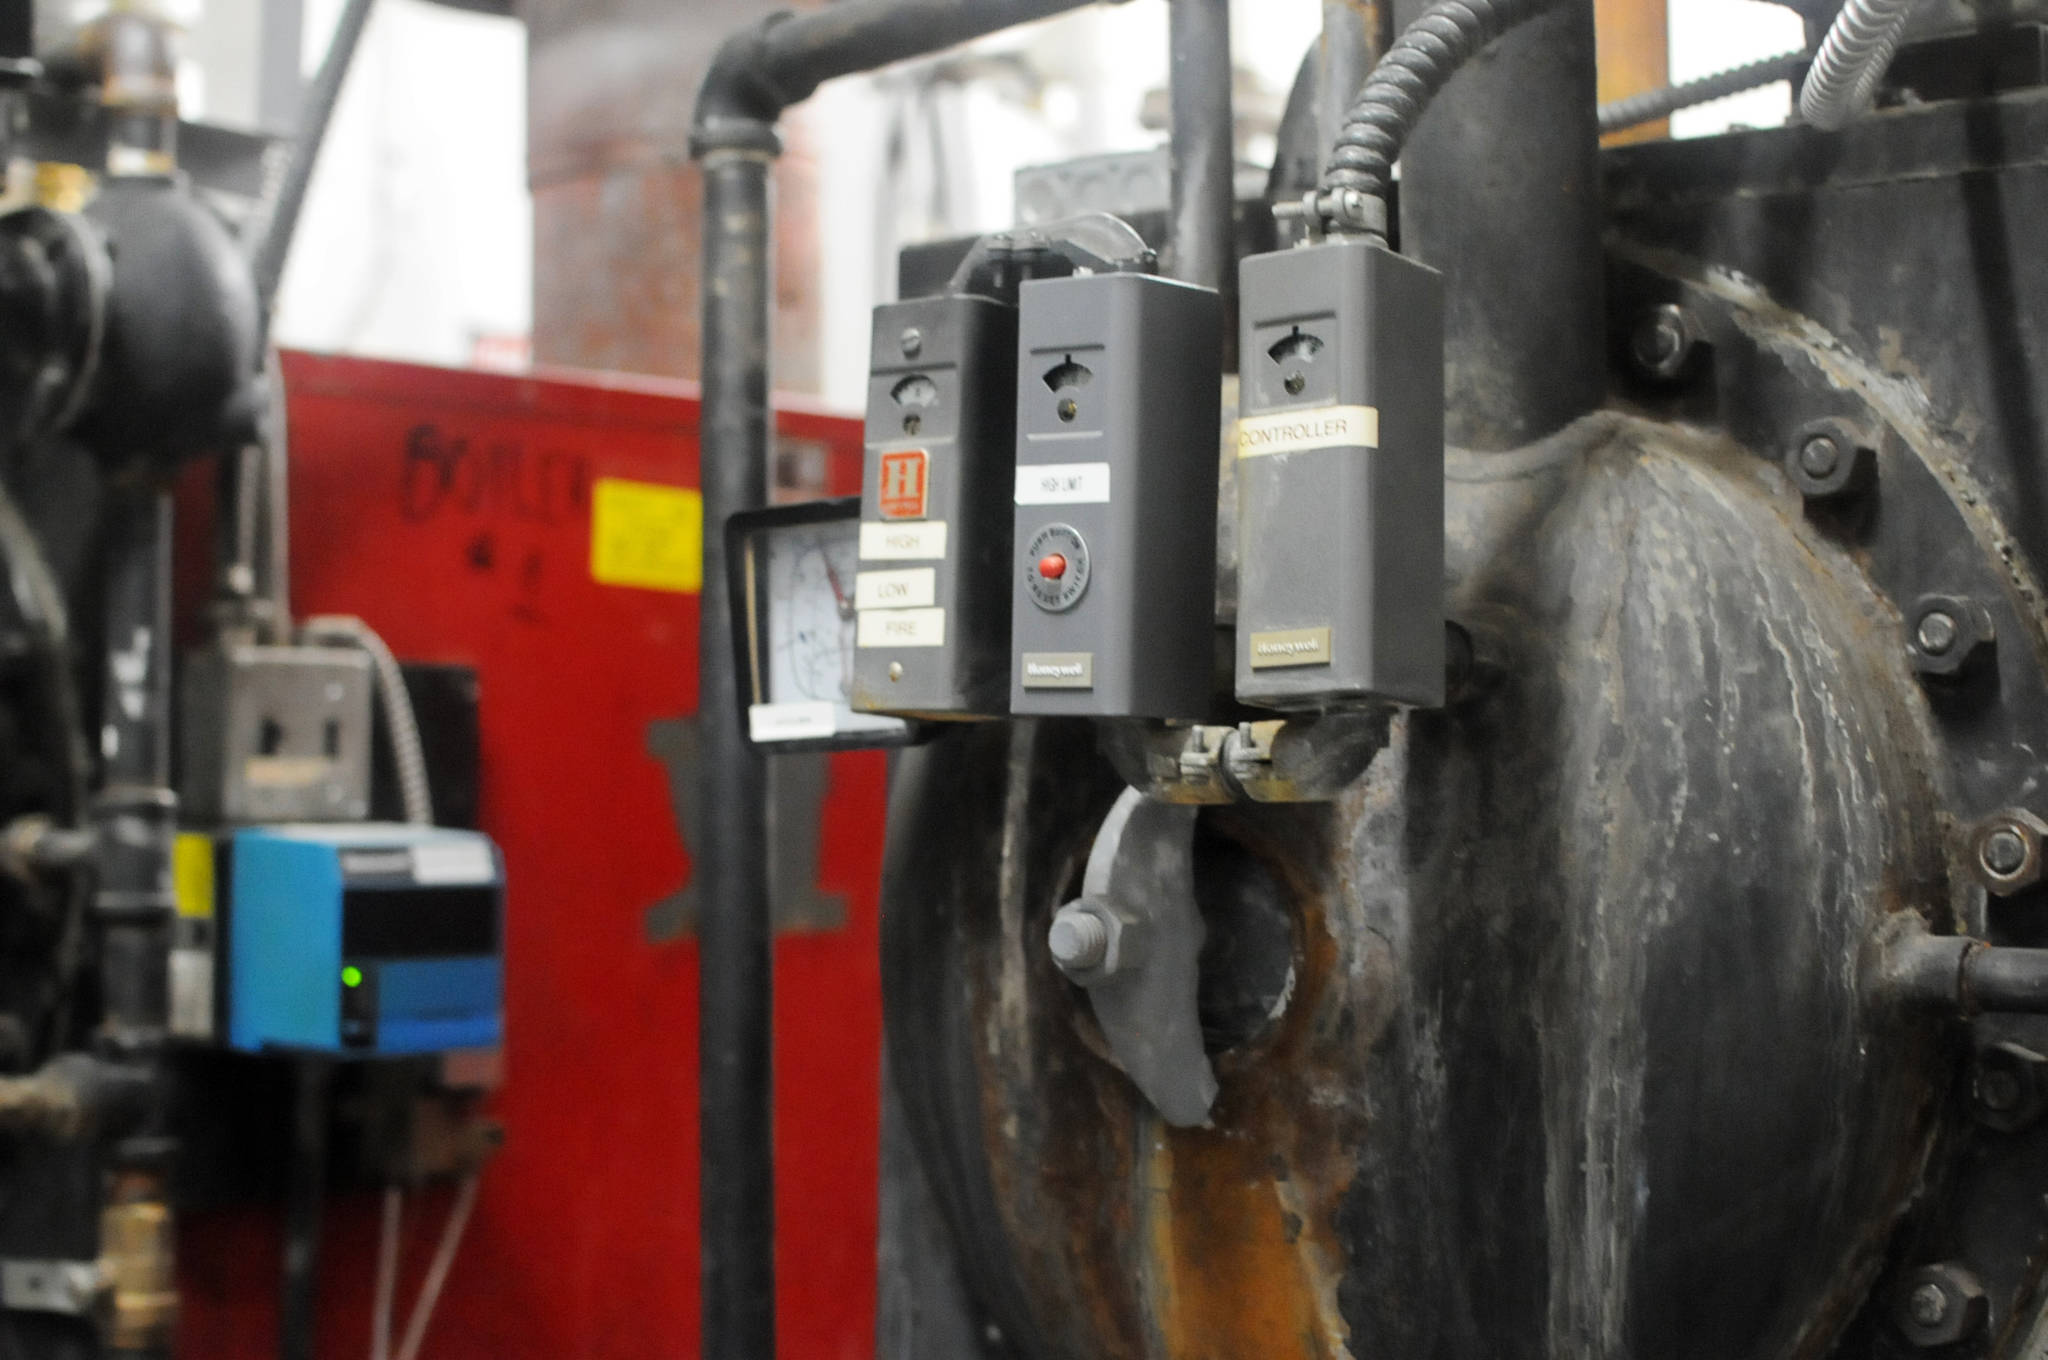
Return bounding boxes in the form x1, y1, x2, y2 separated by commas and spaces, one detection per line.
690, 13, 802, 159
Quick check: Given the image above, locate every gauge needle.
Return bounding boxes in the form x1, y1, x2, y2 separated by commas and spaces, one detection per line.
823, 553, 855, 620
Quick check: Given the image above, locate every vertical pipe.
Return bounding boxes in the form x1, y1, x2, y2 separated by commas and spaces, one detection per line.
1319, 0, 1384, 149
279, 1059, 330, 1360
696, 149, 777, 1360
94, 489, 176, 1049
1167, 0, 1236, 368
1391, 0, 1603, 450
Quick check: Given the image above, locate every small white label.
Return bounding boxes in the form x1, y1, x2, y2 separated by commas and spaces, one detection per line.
855, 567, 937, 611
859, 520, 949, 561
413, 841, 497, 885
1015, 462, 1111, 505
1237, 404, 1381, 458
749, 701, 839, 742
857, 607, 947, 649
170, 949, 213, 1040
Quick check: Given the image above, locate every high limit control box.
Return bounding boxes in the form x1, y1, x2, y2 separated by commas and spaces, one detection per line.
852, 292, 1018, 718
1235, 237, 1444, 710
1010, 271, 1220, 719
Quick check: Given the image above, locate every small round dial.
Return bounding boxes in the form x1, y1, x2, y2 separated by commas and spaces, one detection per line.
1025, 523, 1090, 612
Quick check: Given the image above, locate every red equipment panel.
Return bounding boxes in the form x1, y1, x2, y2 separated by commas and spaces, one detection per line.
175, 352, 883, 1359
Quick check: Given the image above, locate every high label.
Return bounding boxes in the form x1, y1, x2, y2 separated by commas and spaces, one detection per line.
859, 520, 948, 561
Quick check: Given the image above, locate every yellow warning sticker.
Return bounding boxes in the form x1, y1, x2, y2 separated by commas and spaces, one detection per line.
174, 834, 214, 920
591, 478, 703, 594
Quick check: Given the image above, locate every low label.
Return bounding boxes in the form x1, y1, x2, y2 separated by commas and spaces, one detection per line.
1021, 652, 1094, 689
1237, 405, 1380, 459
1015, 462, 1111, 505
591, 477, 704, 593
878, 448, 930, 520
855, 567, 937, 611
414, 841, 497, 886
858, 607, 947, 649
859, 520, 948, 561
749, 701, 837, 742
1249, 626, 1334, 669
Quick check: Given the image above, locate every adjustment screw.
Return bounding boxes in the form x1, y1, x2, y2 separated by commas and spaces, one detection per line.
1786, 417, 1877, 502
1917, 611, 1957, 657
900, 327, 923, 358
1048, 909, 1109, 972
1628, 304, 1697, 383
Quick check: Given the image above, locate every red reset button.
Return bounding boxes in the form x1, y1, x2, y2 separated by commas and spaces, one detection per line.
1037, 553, 1068, 581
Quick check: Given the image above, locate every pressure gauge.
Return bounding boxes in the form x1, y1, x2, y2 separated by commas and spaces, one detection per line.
728, 498, 925, 752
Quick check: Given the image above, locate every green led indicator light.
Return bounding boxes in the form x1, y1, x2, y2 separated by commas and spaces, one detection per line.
341, 966, 364, 989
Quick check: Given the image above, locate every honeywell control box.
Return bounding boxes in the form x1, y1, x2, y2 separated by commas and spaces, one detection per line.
1010, 271, 1221, 718
852, 293, 1018, 718
1235, 237, 1444, 710
217, 824, 504, 1056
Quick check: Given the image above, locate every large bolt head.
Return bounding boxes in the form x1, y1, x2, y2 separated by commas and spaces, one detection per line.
1786, 417, 1877, 501
1894, 1264, 1987, 1348
1628, 304, 1697, 382
1968, 808, 2048, 895
1973, 1040, 2048, 1132
1910, 594, 1996, 679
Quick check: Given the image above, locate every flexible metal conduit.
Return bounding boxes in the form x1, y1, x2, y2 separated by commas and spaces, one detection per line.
1598, 50, 1809, 135
689, 5, 1095, 1355
1799, 0, 1914, 131
1319, 0, 1564, 234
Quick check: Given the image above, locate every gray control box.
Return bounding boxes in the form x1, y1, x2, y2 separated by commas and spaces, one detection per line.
179, 642, 374, 823
1235, 237, 1444, 710
1011, 271, 1220, 719
851, 293, 1017, 718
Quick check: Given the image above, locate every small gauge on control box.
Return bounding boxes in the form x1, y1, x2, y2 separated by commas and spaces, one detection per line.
728, 498, 930, 752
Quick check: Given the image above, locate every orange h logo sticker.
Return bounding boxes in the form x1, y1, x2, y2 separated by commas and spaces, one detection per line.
878, 449, 929, 520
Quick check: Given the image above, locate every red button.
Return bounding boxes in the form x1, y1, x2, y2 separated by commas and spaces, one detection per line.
1037, 553, 1068, 580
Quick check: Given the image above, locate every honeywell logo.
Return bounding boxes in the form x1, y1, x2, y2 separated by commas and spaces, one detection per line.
1026, 661, 1086, 679
1255, 638, 1322, 657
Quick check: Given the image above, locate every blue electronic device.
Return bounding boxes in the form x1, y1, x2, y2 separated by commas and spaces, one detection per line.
221, 824, 504, 1057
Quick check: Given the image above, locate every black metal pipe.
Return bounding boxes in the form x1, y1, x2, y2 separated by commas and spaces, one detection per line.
1319, 0, 1386, 151
688, 6, 1095, 1357
1967, 946, 2048, 1014
247, 0, 376, 331
279, 1059, 330, 1360
1167, 0, 1235, 367
693, 148, 777, 1360
1390, 0, 1603, 450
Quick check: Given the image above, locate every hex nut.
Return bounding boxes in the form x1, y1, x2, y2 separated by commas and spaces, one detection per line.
1970, 808, 2048, 895
1972, 1041, 2048, 1132
1787, 417, 1877, 500
1910, 594, 1997, 679
1894, 1263, 1988, 1348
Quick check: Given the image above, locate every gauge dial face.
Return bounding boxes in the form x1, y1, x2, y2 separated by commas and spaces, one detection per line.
758, 519, 902, 739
